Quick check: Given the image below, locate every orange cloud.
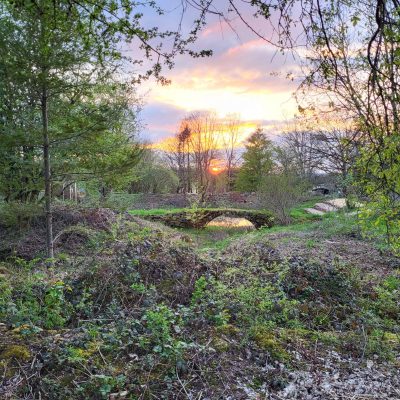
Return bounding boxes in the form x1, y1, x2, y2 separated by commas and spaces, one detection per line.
149, 119, 259, 152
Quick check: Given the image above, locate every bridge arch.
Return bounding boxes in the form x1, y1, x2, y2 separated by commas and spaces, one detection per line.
206, 215, 255, 229
139, 208, 274, 229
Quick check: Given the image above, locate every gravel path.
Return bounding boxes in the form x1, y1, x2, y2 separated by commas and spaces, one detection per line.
239, 352, 400, 399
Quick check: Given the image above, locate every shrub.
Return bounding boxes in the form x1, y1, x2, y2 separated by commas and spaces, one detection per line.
258, 174, 308, 224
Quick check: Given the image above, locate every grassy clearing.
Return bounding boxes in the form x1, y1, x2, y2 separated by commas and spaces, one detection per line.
128, 207, 274, 216
128, 198, 388, 260
255, 210, 358, 238
174, 197, 332, 250
182, 222, 319, 251
191, 209, 360, 252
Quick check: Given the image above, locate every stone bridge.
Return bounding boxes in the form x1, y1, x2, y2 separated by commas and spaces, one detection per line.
139, 208, 274, 229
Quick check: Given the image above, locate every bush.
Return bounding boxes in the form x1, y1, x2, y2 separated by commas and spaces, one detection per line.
258, 174, 308, 224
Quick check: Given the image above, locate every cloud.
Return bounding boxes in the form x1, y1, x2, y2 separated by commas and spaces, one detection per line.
139, 102, 186, 143
135, 4, 303, 144
164, 36, 301, 92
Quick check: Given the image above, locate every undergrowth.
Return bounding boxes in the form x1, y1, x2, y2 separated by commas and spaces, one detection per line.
0, 207, 399, 399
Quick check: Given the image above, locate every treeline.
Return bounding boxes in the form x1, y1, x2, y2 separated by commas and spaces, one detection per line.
147, 113, 358, 195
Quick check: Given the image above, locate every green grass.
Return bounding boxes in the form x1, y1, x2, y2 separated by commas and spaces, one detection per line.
195, 210, 360, 253
261, 221, 319, 234
289, 196, 328, 223
128, 196, 328, 219
179, 225, 254, 251
128, 197, 343, 251
257, 210, 359, 238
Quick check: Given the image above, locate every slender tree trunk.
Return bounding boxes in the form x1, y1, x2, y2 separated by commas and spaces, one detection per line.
42, 87, 54, 259
186, 143, 191, 193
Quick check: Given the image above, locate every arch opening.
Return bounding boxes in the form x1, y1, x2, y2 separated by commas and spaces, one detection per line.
206, 215, 256, 231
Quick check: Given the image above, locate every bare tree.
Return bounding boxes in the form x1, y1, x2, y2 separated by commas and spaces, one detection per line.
164, 130, 191, 194
186, 111, 221, 200
279, 120, 361, 192
222, 114, 241, 191
178, 124, 192, 193
280, 129, 319, 179
311, 126, 361, 194
164, 111, 221, 198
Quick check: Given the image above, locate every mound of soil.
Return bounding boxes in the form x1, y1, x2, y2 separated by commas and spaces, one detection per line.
0, 207, 119, 259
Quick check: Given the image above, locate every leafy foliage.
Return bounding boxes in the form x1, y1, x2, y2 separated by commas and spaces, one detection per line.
0, 2, 142, 202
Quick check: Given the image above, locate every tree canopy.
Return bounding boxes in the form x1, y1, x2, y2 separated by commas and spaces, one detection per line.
235, 128, 273, 192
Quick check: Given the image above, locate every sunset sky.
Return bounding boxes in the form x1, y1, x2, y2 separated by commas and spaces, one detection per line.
136, 2, 303, 146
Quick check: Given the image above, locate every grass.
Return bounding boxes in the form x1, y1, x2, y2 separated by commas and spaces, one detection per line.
179, 225, 254, 251
261, 221, 318, 234
180, 219, 320, 252
188, 209, 359, 252
254, 210, 360, 243
129, 197, 327, 217
129, 206, 275, 251
289, 196, 328, 223
128, 207, 274, 215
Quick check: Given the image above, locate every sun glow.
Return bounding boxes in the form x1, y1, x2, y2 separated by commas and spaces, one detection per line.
149, 120, 258, 152
209, 159, 226, 175
150, 85, 297, 123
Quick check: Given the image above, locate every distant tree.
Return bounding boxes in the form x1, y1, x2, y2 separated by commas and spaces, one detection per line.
178, 125, 192, 193
130, 149, 179, 194
280, 129, 318, 180
164, 125, 192, 194
277, 121, 360, 195
235, 129, 274, 192
186, 111, 221, 199
273, 146, 297, 177
311, 127, 360, 196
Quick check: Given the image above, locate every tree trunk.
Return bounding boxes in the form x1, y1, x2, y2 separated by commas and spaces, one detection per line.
186, 145, 191, 193
42, 87, 54, 259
